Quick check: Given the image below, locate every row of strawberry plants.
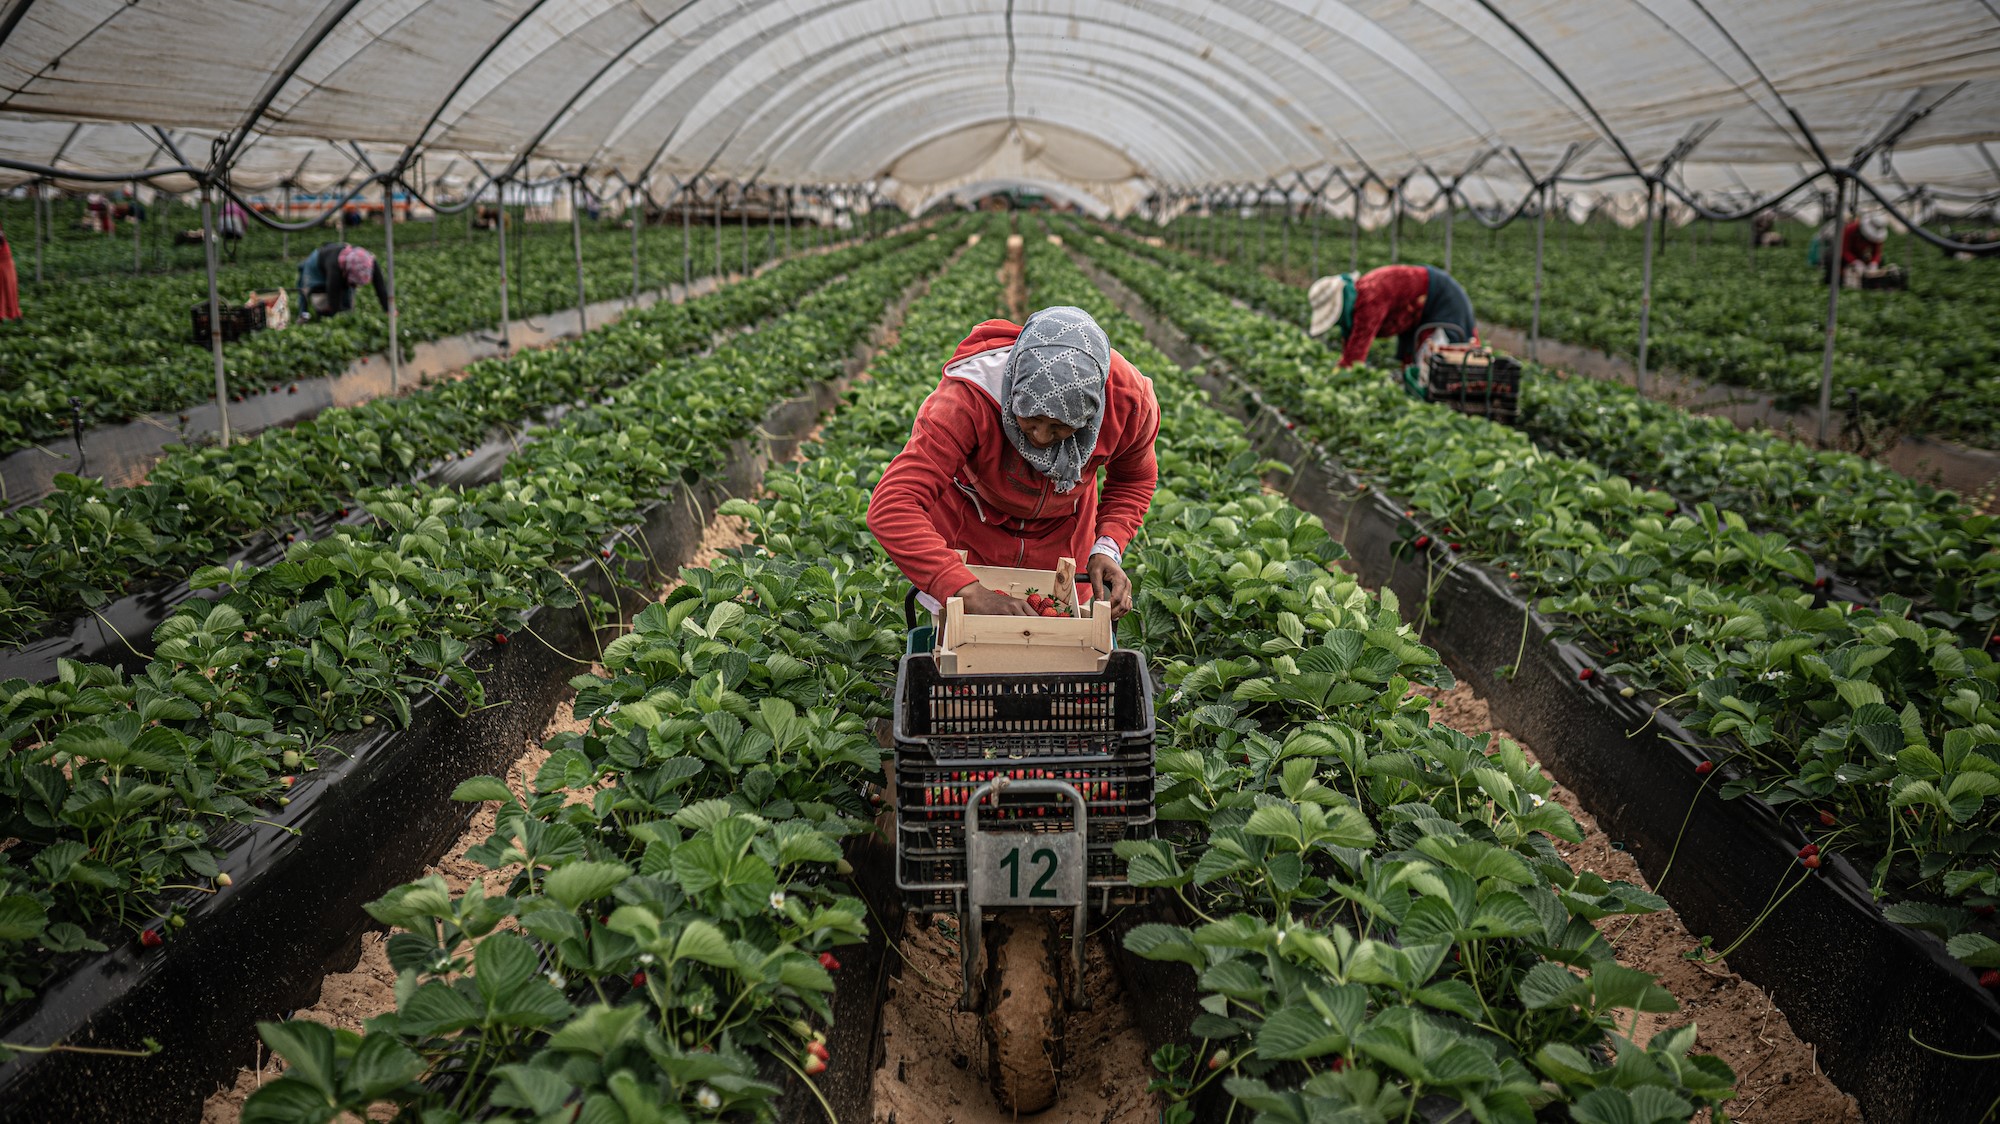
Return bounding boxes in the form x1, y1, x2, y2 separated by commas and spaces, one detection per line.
1064, 224, 2000, 977
1024, 234, 1736, 1122
0, 228, 959, 1011
0, 221, 775, 454
1139, 212, 2000, 446
1101, 223, 1999, 648
230, 221, 1006, 1123
0, 229, 917, 648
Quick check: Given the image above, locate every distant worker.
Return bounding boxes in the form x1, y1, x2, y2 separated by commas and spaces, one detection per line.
296, 242, 391, 320
0, 217, 18, 321
1840, 214, 1887, 276
1307, 265, 1477, 371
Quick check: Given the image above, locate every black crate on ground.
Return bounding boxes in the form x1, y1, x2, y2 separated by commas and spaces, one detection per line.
891, 650, 1157, 912
188, 299, 265, 345
1426, 346, 1521, 424
892, 649, 1155, 760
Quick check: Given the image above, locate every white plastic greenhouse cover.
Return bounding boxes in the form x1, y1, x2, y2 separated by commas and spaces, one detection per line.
1, 0, 1997, 216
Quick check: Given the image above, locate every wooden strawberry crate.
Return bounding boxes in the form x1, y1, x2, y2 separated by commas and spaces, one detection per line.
933, 557, 1116, 674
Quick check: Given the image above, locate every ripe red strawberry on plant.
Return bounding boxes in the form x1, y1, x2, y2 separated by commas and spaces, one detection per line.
1982, 970, 2000, 989
807, 1041, 830, 1062
1695, 760, 1714, 776
818, 952, 841, 971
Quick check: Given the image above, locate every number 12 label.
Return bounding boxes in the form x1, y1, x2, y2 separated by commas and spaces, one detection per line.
970, 832, 1084, 907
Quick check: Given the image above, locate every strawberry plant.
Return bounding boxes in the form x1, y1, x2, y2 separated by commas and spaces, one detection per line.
0, 225, 963, 1008
0, 231, 911, 645
0, 221, 777, 453
1066, 220, 2000, 973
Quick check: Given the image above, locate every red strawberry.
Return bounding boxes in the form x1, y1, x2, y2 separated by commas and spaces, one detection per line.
494, 633, 509, 644
631, 971, 647, 988
1329, 1056, 1348, 1072
1801, 854, 1822, 869
1448, 542, 1463, 552
1814, 576, 1829, 589
1798, 843, 1819, 858
601, 548, 614, 559
1413, 535, 1431, 549
818, 952, 841, 971
1041, 608, 1064, 617
1695, 760, 1714, 776
1404, 509, 1416, 518
807, 1041, 830, 1062
336, 507, 350, 518
280, 775, 296, 788
1508, 571, 1521, 581
1982, 970, 2000, 989
1974, 904, 1996, 917
804, 1055, 827, 1075
1578, 668, 1595, 681
288, 384, 299, 394
1819, 810, 1837, 827
140, 928, 164, 948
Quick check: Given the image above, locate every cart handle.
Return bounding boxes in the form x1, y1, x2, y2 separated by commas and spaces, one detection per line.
904, 586, 923, 632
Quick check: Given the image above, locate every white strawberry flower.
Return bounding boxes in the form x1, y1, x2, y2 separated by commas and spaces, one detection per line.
694, 1086, 722, 1111
770, 890, 787, 911
546, 971, 565, 989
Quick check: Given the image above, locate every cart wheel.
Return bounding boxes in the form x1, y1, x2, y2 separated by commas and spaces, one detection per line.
982, 911, 1064, 1114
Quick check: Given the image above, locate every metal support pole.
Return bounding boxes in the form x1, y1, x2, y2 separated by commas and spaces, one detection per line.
1443, 190, 1455, 273
1257, 193, 1268, 264
496, 181, 511, 353
1280, 193, 1292, 275
199, 183, 231, 445
1349, 191, 1360, 272
383, 177, 401, 393
1637, 180, 1657, 394
32, 182, 43, 284
1389, 190, 1400, 263
765, 194, 775, 264
783, 186, 792, 256
133, 179, 143, 273
569, 178, 588, 334
741, 187, 749, 274
681, 193, 692, 288
281, 183, 291, 263
713, 185, 723, 277
1817, 175, 1846, 446
1309, 194, 1321, 276
1530, 182, 1547, 362
629, 186, 641, 306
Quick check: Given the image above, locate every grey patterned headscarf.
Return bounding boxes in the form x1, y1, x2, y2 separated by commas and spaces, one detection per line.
1001, 306, 1112, 494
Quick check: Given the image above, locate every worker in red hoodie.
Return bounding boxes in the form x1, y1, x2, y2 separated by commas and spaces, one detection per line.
868, 305, 1160, 620
1307, 265, 1476, 371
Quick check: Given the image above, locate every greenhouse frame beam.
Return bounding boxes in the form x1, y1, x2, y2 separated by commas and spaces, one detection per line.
214, 0, 369, 173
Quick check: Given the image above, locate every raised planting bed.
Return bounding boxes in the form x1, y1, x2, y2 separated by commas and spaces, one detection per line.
0, 289, 905, 1124
1074, 248, 2000, 1122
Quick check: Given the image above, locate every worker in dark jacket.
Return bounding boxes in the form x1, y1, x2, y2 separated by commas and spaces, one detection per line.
1307, 265, 1476, 370
296, 242, 390, 319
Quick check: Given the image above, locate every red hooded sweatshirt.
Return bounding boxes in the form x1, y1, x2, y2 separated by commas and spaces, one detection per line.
868, 319, 1161, 602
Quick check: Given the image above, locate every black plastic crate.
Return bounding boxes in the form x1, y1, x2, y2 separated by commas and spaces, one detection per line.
189, 299, 265, 345
895, 756, 1155, 828
893, 649, 1154, 762
1427, 346, 1521, 425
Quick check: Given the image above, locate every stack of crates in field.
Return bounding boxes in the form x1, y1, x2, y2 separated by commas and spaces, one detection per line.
893, 650, 1156, 914
1426, 343, 1522, 425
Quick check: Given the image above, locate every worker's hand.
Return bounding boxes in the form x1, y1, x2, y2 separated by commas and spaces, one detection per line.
954, 583, 1037, 617
1087, 554, 1135, 622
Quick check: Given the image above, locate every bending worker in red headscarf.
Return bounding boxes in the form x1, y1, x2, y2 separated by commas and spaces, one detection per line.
1307, 265, 1477, 370
868, 305, 1160, 620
